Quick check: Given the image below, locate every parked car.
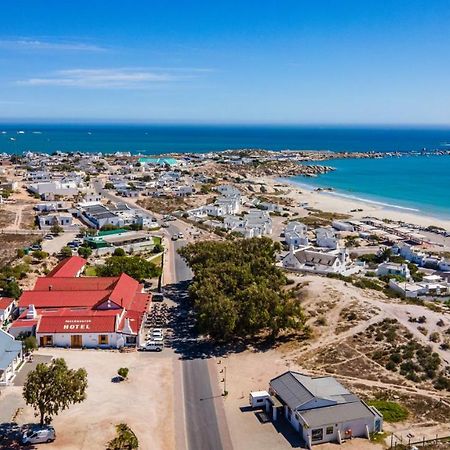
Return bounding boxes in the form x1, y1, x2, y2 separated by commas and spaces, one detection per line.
152, 328, 164, 337
152, 293, 164, 302
171, 234, 178, 241
139, 341, 163, 352
177, 232, 184, 239
44, 235, 54, 240
30, 244, 42, 251
21, 425, 56, 444
161, 223, 170, 228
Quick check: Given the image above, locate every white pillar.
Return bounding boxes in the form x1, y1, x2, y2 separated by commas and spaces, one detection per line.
337, 430, 342, 445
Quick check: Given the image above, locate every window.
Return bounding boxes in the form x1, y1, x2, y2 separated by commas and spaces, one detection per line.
311, 428, 324, 442
326, 426, 334, 435
98, 335, 109, 345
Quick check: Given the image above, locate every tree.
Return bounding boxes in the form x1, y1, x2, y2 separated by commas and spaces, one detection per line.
152, 243, 164, 254
3, 281, 22, 299
178, 237, 305, 341
104, 182, 114, 190
32, 250, 49, 260
117, 367, 129, 379
61, 246, 73, 258
22, 336, 38, 352
96, 255, 161, 281
107, 424, 139, 450
78, 246, 93, 258
113, 248, 126, 257
23, 358, 87, 425
50, 223, 64, 235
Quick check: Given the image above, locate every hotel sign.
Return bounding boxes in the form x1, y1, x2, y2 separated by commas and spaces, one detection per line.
63, 319, 92, 330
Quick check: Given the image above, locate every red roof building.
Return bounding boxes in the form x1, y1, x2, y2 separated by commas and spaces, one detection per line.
14, 257, 151, 348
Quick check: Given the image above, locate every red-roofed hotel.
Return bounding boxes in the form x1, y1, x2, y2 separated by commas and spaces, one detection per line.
12, 257, 151, 348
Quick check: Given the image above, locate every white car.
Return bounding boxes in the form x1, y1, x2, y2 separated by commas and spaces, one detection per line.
44, 235, 54, 240
177, 232, 184, 239
139, 341, 163, 352
152, 328, 164, 338
21, 426, 56, 444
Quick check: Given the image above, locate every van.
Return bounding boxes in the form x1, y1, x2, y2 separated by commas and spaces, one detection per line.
21, 426, 56, 444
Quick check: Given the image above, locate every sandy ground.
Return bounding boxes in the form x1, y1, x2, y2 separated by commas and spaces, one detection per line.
263, 176, 450, 231
15, 348, 175, 450
221, 275, 450, 450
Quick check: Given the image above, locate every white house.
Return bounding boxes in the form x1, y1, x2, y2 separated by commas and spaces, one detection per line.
284, 221, 309, 248
0, 329, 23, 385
332, 220, 355, 232
267, 371, 383, 449
38, 213, 73, 229
316, 228, 338, 250
282, 246, 359, 276
376, 262, 411, 280
389, 275, 449, 298
0, 297, 15, 323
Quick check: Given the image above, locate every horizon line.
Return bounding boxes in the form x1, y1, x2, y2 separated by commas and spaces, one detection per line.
1, 120, 450, 129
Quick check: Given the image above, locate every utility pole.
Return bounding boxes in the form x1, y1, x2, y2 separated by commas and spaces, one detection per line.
223, 366, 227, 396
158, 250, 164, 293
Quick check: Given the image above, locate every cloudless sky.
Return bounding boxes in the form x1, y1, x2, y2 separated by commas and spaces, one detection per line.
1, 0, 450, 124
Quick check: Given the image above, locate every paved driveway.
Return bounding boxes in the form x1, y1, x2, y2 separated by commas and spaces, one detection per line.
41, 232, 77, 255
13, 355, 53, 386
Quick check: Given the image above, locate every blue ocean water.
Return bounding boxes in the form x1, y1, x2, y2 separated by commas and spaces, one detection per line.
1, 124, 450, 154
1, 123, 449, 217
288, 155, 450, 219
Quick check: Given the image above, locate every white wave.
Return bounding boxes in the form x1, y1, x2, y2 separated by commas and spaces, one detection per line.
281, 177, 421, 212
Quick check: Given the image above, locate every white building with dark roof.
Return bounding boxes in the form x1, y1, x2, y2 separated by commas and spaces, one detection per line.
282, 246, 359, 276
267, 371, 383, 448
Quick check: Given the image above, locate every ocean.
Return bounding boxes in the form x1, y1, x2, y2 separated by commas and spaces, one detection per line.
1, 124, 450, 154
288, 155, 450, 219
0, 123, 449, 218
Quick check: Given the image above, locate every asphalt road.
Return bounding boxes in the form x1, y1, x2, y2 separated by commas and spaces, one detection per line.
92, 180, 226, 450
170, 231, 225, 450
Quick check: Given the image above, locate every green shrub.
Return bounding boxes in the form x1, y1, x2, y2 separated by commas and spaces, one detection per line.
118, 367, 129, 379
366, 400, 408, 422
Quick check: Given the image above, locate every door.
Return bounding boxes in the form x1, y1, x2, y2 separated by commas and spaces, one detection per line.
40, 336, 53, 347
70, 335, 82, 348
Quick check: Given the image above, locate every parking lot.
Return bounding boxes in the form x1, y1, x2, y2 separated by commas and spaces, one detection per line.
6, 348, 176, 449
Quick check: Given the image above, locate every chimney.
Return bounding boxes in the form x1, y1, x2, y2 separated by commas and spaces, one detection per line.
27, 304, 37, 319
122, 318, 134, 335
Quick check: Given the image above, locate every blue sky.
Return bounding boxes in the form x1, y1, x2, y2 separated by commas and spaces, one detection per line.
1, 0, 450, 124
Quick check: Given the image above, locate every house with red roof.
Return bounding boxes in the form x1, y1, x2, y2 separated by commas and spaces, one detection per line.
0, 297, 15, 323
12, 256, 151, 349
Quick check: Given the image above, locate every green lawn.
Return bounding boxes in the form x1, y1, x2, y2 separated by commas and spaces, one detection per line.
152, 236, 162, 245
84, 266, 97, 277
366, 400, 409, 422
150, 254, 162, 267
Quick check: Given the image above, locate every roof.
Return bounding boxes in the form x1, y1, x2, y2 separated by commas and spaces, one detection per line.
294, 249, 338, 267
46, 256, 86, 278
0, 329, 22, 370
37, 313, 117, 334
0, 297, 14, 310
270, 371, 357, 410
34, 277, 117, 291
298, 401, 375, 428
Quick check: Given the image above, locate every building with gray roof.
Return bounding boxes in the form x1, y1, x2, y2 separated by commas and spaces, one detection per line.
268, 371, 383, 448
0, 329, 23, 385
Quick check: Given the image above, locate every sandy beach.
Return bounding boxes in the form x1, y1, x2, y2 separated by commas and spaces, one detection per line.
260, 176, 450, 231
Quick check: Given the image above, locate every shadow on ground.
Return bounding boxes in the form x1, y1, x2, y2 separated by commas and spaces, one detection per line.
238, 405, 305, 448
163, 280, 307, 361
0, 422, 40, 449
